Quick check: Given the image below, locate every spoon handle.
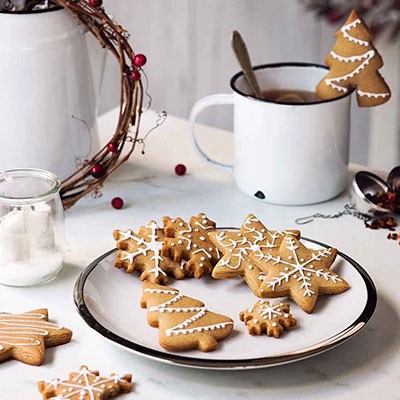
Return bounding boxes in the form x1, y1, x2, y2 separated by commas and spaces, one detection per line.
231, 31, 264, 100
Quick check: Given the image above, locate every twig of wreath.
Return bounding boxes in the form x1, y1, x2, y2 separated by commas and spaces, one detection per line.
53, 0, 145, 209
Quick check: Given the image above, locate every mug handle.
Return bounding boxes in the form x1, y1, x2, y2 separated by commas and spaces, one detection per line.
189, 94, 234, 170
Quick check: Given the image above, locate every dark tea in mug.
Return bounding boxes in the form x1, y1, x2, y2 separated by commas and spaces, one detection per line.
262, 89, 321, 104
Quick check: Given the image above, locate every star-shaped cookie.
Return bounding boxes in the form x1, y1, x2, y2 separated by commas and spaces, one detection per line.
0, 308, 72, 365
210, 214, 300, 297
38, 365, 132, 399
114, 221, 186, 284
239, 300, 296, 338
253, 234, 350, 313
162, 213, 219, 279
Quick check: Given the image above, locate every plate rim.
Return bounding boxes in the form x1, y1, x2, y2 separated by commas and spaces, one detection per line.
73, 237, 377, 370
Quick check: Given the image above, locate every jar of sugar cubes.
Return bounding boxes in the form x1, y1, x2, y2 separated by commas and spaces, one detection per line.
0, 169, 65, 286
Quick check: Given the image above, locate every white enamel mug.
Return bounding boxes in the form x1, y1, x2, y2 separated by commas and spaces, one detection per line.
189, 63, 353, 205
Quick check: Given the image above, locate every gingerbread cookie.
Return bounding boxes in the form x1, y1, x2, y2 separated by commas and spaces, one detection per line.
210, 214, 300, 297
162, 213, 219, 279
317, 9, 391, 107
141, 282, 234, 352
253, 234, 350, 313
0, 308, 72, 365
239, 300, 296, 338
38, 365, 132, 399
113, 221, 186, 284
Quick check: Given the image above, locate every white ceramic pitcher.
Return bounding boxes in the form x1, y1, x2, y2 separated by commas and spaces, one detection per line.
0, 6, 105, 179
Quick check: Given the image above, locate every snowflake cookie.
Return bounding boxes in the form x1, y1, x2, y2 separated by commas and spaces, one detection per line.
252, 235, 350, 313
239, 300, 297, 338
141, 281, 234, 352
37, 365, 132, 400
0, 308, 72, 366
113, 221, 186, 284
316, 9, 390, 107
162, 213, 219, 279
210, 214, 300, 297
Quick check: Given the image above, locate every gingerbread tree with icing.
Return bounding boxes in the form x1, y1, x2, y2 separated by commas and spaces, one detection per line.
316, 9, 391, 107
141, 282, 233, 352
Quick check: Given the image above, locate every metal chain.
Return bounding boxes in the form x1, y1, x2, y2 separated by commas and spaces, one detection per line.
295, 204, 372, 225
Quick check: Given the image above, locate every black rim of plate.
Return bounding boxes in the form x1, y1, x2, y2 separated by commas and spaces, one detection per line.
73, 237, 377, 369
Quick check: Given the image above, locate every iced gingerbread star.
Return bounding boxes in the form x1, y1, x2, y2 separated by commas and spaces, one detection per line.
113, 221, 186, 284
240, 300, 296, 338
0, 308, 72, 366
162, 213, 219, 279
38, 365, 132, 399
210, 214, 300, 297
252, 235, 350, 313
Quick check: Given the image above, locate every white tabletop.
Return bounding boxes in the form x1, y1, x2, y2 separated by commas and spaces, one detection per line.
1, 108, 399, 399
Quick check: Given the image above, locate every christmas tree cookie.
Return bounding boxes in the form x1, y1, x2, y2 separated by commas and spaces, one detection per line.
252, 234, 350, 313
317, 9, 391, 107
240, 300, 296, 338
141, 282, 234, 352
113, 221, 186, 284
162, 213, 219, 279
210, 214, 300, 297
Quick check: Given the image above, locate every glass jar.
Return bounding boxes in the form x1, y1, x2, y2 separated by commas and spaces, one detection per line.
0, 168, 65, 286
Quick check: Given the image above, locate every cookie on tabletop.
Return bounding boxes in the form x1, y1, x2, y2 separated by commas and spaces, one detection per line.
162, 213, 219, 279
0, 308, 72, 366
38, 365, 132, 399
141, 281, 234, 352
240, 300, 296, 338
113, 221, 186, 284
252, 234, 350, 313
210, 214, 300, 297
316, 9, 390, 107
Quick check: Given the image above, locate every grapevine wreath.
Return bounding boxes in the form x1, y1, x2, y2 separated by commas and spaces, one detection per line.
51, 0, 146, 209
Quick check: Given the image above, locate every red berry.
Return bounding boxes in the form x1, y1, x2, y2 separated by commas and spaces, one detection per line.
131, 70, 141, 81
107, 141, 118, 153
111, 197, 124, 209
175, 164, 186, 176
133, 54, 147, 67
89, 0, 102, 7
91, 164, 104, 178
327, 10, 344, 23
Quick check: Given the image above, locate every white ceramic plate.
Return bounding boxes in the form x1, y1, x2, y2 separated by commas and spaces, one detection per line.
74, 237, 376, 370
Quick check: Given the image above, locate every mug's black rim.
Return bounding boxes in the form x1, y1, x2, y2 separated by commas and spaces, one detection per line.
74, 237, 377, 370
0, 4, 62, 15
230, 62, 356, 106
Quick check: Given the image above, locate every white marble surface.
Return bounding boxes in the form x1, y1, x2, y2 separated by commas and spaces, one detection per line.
1, 108, 399, 399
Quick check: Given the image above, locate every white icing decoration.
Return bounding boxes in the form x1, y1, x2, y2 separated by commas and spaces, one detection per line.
257, 303, 282, 320
259, 237, 341, 297
341, 19, 368, 46
324, 19, 381, 93
215, 215, 295, 271
167, 215, 216, 268
144, 288, 233, 336
326, 49, 375, 93
117, 222, 166, 279
357, 89, 390, 98
42, 367, 127, 400
0, 312, 62, 351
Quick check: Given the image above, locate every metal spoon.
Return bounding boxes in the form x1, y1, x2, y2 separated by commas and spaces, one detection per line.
231, 30, 264, 100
